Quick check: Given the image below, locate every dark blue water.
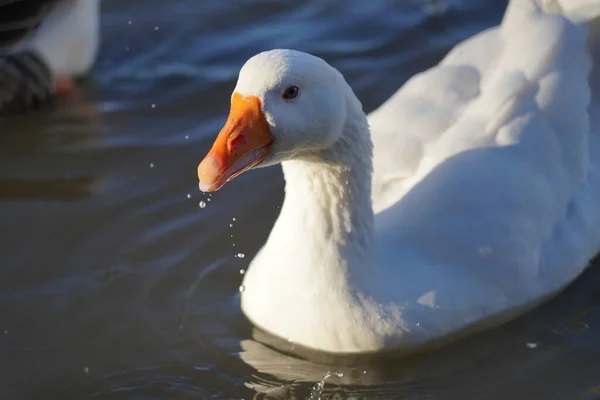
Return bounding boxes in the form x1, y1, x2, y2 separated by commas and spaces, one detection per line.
3, 0, 600, 398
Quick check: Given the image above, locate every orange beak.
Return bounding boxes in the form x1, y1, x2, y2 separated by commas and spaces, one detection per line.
197, 92, 274, 192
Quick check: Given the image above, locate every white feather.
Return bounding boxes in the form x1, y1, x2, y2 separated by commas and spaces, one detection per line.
550, 0, 600, 24
16, 0, 101, 77
219, 0, 600, 354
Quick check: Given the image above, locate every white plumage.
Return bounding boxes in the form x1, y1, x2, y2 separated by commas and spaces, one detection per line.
0, 0, 100, 113
200, 0, 600, 354
18, 0, 101, 78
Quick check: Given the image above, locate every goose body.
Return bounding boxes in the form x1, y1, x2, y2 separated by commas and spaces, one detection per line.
198, 0, 600, 354
0, 0, 100, 113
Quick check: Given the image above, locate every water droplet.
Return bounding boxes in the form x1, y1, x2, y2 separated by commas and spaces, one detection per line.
526, 342, 538, 349
230, 235, 234, 238
151, 104, 156, 108
3, 330, 7, 335
334, 370, 343, 377
154, 26, 159, 31
416, 322, 420, 326
128, 20, 132, 25
186, 193, 191, 199
478, 246, 492, 256
232, 243, 236, 247
185, 135, 189, 139
125, 46, 130, 51
198, 201, 206, 208
240, 269, 245, 275
207, 198, 211, 202
362, 370, 367, 374
229, 224, 233, 228
149, 163, 154, 168
309, 372, 332, 400
232, 217, 236, 221
83, 367, 89, 374
179, 324, 184, 330
237, 253, 245, 259
424, 0, 447, 16
239, 285, 245, 292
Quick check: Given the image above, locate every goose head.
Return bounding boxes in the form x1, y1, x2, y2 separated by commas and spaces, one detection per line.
197, 49, 353, 192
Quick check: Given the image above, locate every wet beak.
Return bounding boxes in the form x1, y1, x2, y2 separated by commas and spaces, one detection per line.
197, 93, 274, 192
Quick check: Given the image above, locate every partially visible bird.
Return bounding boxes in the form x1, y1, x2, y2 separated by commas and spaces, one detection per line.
0, 0, 100, 115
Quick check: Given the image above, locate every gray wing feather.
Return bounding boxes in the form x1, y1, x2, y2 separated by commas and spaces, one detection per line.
0, 50, 52, 115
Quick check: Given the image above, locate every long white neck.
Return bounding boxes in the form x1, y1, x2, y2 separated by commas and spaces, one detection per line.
274, 109, 376, 284
240, 96, 384, 350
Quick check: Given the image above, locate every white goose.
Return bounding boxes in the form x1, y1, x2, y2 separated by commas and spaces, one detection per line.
197, 0, 600, 354
21, 0, 100, 79
0, 0, 100, 113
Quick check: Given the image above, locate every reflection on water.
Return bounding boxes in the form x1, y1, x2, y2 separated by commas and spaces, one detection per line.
3, 0, 600, 399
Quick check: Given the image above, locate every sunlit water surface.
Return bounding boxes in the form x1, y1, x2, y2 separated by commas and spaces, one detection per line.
3, 0, 600, 399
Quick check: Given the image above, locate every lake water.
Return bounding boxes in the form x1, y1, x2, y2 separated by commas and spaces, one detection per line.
2, 0, 600, 399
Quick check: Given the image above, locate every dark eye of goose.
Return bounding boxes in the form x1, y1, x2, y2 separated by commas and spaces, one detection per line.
282, 85, 299, 100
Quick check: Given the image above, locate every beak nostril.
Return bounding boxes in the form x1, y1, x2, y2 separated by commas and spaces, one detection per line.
228, 133, 245, 152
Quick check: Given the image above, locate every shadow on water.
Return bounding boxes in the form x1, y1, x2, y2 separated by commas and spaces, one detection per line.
4, 0, 600, 399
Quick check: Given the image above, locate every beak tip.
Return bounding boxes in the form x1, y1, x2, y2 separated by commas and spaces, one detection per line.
198, 154, 220, 176
198, 154, 224, 193
198, 182, 214, 193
